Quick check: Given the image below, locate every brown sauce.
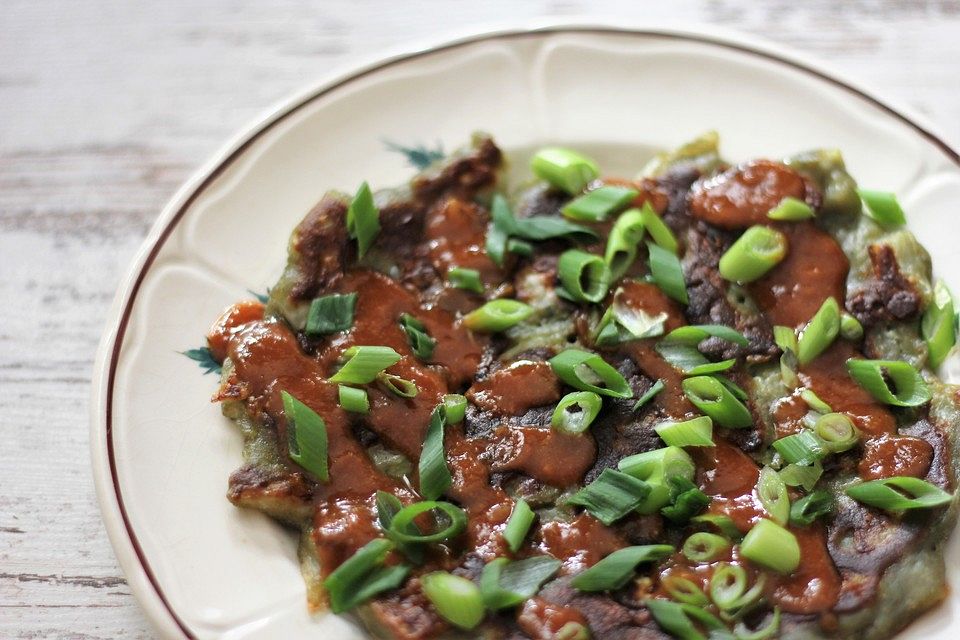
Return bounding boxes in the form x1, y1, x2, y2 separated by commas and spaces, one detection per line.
425, 197, 500, 285
690, 160, 807, 230
537, 514, 627, 573
466, 360, 561, 415
518, 597, 590, 640
858, 435, 934, 480
489, 425, 597, 488
207, 299, 265, 362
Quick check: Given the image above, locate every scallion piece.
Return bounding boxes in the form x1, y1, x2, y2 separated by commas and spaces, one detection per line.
570, 545, 673, 592
656, 328, 740, 377
633, 379, 665, 411
846, 358, 931, 407
648, 241, 689, 304
594, 294, 667, 346
845, 476, 952, 511
655, 416, 714, 447
662, 576, 709, 606
858, 189, 906, 228
338, 385, 369, 414
386, 500, 467, 544
682, 532, 730, 562
618, 446, 695, 514
549, 349, 632, 398
420, 572, 485, 630
563, 185, 638, 221
323, 538, 409, 613
923, 279, 956, 368
771, 430, 826, 465
734, 607, 781, 640
797, 297, 840, 365
661, 477, 711, 524
639, 203, 679, 254
566, 469, 651, 525
682, 376, 753, 428
551, 391, 603, 435
463, 299, 534, 332
486, 194, 512, 267
377, 372, 419, 398
559, 249, 611, 303
800, 388, 832, 414
740, 519, 800, 574
398, 313, 435, 360
757, 466, 790, 525
281, 391, 329, 482
306, 293, 358, 335
508, 238, 534, 257
773, 325, 798, 353
814, 412, 858, 453
448, 267, 484, 294
375, 491, 403, 530
419, 405, 451, 500
329, 345, 402, 384
691, 514, 742, 540
503, 499, 536, 553
779, 462, 823, 492
480, 556, 561, 610
556, 622, 591, 640
442, 394, 467, 424
789, 490, 834, 526
531, 147, 600, 194
840, 312, 864, 341
646, 599, 725, 639
718, 225, 787, 283
709, 563, 766, 614
604, 208, 645, 279
664, 324, 749, 347
346, 181, 380, 259
767, 196, 814, 221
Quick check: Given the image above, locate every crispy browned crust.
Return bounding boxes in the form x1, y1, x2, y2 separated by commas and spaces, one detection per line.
846, 243, 922, 326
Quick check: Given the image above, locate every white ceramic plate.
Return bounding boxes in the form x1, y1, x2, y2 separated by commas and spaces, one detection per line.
91, 21, 960, 640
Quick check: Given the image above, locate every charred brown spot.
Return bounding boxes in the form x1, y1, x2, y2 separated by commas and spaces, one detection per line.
847, 244, 922, 325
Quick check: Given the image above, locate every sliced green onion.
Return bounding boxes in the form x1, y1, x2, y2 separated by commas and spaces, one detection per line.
503, 499, 535, 553
682, 532, 730, 562
662, 575, 709, 606
375, 491, 403, 530
923, 279, 956, 368
281, 391, 329, 482
845, 476, 952, 511
549, 349, 632, 398
559, 249, 611, 303
563, 185, 638, 221
814, 413, 858, 453
655, 416, 714, 447
646, 599, 725, 640
480, 556, 561, 610
664, 325, 749, 347
767, 196, 814, 221
800, 388, 832, 413
858, 189, 906, 228
463, 299, 534, 333
556, 622, 591, 640
513, 216, 597, 242
789, 490, 834, 526
377, 372, 419, 398
570, 545, 673, 592
551, 391, 603, 435
648, 241, 689, 304
486, 194, 512, 267
661, 477, 710, 524
682, 376, 752, 428
633, 379, 665, 411
305, 293, 357, 335
323, 538, 408, 613
594, 294, 667, 346
716, 375, 749, 401
387, 500, 467, 544
840, 312, 864, 341
639, 203, 679, 254
740, 519, 800, 574
399, 313, 435, 360
734, 607, 781, 640
779, 462, 823, 492
757, 467, 790, 526
771, 431, 826, 465
709, 563, 747, 610
604, 208, 645, 279
508, 238, 534, 257
567, 469, 651, 525
780, 347, 800, 389
691, 514, 742, 540
656, 328, 740, 377
419, 405, 451, 500
773, 325, 798, 353
338, 385, 369, 413
448, 267, 483, 294
618, 446, 695, 514
442, 394, 467, 424
846, 358, 931, 407
719, 225, 787, 283
346, 181, 380, 259
329, 345, 402, 384
797, 297, 840, 366
420, 572, 484, 630
531, 147, 600, 194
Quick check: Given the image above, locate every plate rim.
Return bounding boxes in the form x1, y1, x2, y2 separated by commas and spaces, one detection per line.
89, 18, 960, 640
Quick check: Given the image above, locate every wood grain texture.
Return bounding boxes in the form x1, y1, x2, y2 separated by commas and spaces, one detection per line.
2, 1, 958, 637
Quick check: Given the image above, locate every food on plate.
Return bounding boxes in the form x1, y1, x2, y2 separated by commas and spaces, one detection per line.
200, 132, 959, 639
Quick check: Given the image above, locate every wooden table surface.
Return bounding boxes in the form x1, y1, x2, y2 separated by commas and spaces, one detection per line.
2, 1, 959, 637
